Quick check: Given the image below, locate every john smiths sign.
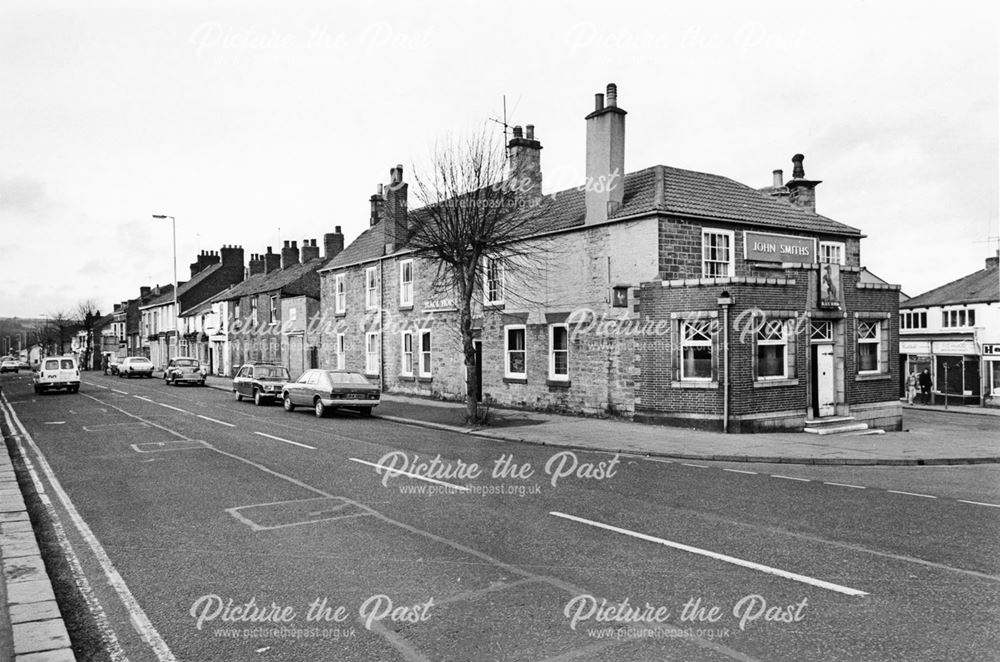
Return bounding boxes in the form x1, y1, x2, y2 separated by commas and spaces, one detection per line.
744, 231, 815, 263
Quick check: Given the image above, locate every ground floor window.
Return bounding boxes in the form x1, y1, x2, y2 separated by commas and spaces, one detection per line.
401, 332, 413, 376
856, 319, 884, 374
756, 320, 787, 379
935, 355, 980, 396
419, 330, 432, 377
505, 325, 526, 379
989, 360, 1000, 396
549, 324, 569, 381
680, 319, 714, 380
336, 334, 345, 370
365, 332, 379, 375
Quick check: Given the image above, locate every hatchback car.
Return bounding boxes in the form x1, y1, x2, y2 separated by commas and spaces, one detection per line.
233, 363, 290, 405
281, 370, 380, 418
33, 356, 80, 393
164, 357, 205, 386
1, 358, 19, 373
119, 356, 154, 378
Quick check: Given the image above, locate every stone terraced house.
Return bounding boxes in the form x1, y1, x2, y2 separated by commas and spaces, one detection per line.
317, 84, 901, 433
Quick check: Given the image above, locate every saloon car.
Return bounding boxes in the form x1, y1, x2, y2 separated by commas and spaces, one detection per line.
119, 356, 154, 378
164, 357, 206, 386
281, 370, 380, 418
233, 363, 291, 405
33, 356, 80, 393
1, 358, 20, 373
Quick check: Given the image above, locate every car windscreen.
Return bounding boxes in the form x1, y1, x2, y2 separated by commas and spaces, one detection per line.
327, 372, 371, 385
44, 359, 59, 370
256, 367, 289, 380
174, 359, 198, 367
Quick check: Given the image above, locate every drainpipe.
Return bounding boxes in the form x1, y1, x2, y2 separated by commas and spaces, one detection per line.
718, 292, 733, 433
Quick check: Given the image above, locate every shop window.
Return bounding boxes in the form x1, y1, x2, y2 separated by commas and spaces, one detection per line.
505, 325, 526, 379
990, 361, 1000, 396
549, 324, 569, 381
681, 319, 714, 380
701, 229, 734, 277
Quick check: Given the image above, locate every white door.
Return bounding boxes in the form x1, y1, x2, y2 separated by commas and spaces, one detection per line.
816, 344, 835, 417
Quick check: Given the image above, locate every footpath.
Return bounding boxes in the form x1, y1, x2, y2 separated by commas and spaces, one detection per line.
201, 375, 1000, 466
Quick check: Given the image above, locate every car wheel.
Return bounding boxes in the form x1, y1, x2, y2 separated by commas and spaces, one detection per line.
254, 390, 263, 406
200, 380, 205, 387
70, 386, 79, 393
33, 385, 40, 394
360, 407, 373, 418
314, 398, 326, 418
283, 394, 295, 412
234, 390, 243, 402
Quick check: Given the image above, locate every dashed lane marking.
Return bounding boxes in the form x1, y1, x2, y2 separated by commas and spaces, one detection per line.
681, 463, 708, 469
349, 457, 471, 492
958, 499, 1000, 508
111, 389, 128, 395
773, 475, 811, 482
549, 511, 869, 597
823, 482, 865, 489
723, 468, 757, 475
156, 402, 190, 414
887, 490, 937, 499
197, 414, 235, 427
252, 431, 316, 450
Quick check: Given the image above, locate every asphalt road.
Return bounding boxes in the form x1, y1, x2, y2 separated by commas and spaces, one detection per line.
2, 371, 999, 661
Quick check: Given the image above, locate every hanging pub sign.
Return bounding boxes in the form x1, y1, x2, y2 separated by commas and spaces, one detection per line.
744, 231, 816, 263
819, 262, 842, 309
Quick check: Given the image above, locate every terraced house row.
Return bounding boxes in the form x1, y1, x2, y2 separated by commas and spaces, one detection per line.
317, 84, 902, 432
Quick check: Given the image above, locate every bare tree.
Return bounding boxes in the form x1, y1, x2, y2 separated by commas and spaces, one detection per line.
76, 299, 102, 370
407, 128, 548, 423
38, 311, 74, 356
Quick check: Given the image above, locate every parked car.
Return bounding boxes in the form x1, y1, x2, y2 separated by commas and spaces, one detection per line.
1, 358, 20, 373
105, 356, 121, 375
233, 363, 290, 405
281, 370, 380, 418
33, 356, 80, 393
164, 357, 206, 386
119, 357, 154, 378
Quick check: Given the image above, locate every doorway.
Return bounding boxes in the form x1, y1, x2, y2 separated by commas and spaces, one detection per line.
811, 343, 836, 418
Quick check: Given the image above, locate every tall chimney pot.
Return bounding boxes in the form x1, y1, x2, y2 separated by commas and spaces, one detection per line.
773, 169, 784, 188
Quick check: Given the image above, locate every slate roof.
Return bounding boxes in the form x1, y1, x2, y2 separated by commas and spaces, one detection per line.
322, 164, 861, 272
901, 264, 999, 308
210, 258, 326, 302
178, 297, 215, 318
141, 261, 230, 308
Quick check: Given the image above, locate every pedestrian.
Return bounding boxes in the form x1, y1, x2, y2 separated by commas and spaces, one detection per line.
906, 370, 918, 404
918, 368, 933, 404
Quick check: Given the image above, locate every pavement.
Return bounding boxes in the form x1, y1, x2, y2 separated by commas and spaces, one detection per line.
197, 374, 1000, 466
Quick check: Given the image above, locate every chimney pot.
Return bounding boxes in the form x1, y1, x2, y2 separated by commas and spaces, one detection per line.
792, 153, 805, 179
377, 183, 383, 195
525, 124, 534, 140
772, 169, 784, 188
512, 125, 523, 139
335, 225, 342, 233
594, 93, 604, 111
606, 83, 617, 107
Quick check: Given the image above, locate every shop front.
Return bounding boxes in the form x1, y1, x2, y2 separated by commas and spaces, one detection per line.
983, 343, 1000, 408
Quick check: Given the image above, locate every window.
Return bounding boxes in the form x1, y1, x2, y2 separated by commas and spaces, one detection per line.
900, 311, 927, 330
702, 229, 733, 277
250, 299, 258, 326
809, 320, 833, 342
365, 267, 378, 310
819, 241, 846, 265
288, 307, 297, 322
335, 333, 345, 370
857, 320, 881, 373
399, 260, 413, 307
549, 324, 569, 380
234, 302, 241, 319
681, 320, 713, 380
365, 332, 379, 375
756, 320, 787, 379
335, 274, 346, 314
942, 309, 975, 328
485, 257, 505, 304
505, 325, 526, 378
612, 286, 628, 308
269, 295, 278, 324
401, 331, 413, 376
418, 330, 432, 377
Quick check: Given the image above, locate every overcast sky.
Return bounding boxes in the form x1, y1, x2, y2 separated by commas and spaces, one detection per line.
1, 0, 996, 318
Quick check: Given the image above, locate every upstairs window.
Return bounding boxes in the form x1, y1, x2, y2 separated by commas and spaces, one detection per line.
268, 295, 278, 324
335, 275, 346, 314
365, 267, 378, 310
702, 229, 734, 277
485, 257, 505, 304
900, 311, 927, 330
250, 299, 258, 326
399, 260, 414, 307
819, 241, 846, 265
942, 309, 975, 328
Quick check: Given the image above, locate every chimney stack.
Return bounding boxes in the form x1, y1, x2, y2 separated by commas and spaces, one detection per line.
263, 246, 281, 273
584, 83, 626, 224
219, 245, 244, 270
786, 154, 821, 212
248, 253, 265, 276
300, 238, 320, 262
370, 184, 385, 227
324, 227, 345, 260
987, 250, 999, 270
508, 123, 543, 201
140, 286, 151, 298
281, 240, 300, 269
383, 165, 409, 252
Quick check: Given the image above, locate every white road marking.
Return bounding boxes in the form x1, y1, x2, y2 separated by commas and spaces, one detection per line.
111, 389, 128, 395
252, 431, 316, 450
1, 393, 177, 661
723, 468, 757, 475
349, 457, 471, 491
958, 499, 1000, 508
772, 475, 811, 482
549, 511, 869, 597
157, 402, 190, 414
681, 463, 708, 469
887, 490, 937, 499
823, 481, 866, 489
42, 421, 65, 425
197, 414, 235, 427
133, 395, 152, 402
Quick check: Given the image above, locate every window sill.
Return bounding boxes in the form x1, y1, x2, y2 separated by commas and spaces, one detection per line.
855, 373, 891, 381
484, 303, 505, 311
670, 380, 719, 389
399, 304, 414, 311
334, 311, 346, 317
364, 373, 380, 379
503, 376, 527, 384
398, 374, 415, 382
547, 379, 571, 388
754, 378, 800, 388
417, 376, 433, 383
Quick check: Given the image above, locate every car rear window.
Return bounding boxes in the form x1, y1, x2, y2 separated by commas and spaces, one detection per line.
174, 359, 198, 367
257, 367, 289, 379
44, 359, 59, 370
327, 372, 370, 385
60, 359, 75, 369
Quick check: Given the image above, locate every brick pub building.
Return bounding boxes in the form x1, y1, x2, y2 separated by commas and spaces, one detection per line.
319, 84, 901, 433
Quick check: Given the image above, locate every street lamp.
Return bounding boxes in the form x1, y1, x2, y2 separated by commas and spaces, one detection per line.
152, 214, 177, 363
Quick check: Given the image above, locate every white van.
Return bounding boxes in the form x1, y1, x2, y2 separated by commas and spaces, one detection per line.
33, 356, 80, 393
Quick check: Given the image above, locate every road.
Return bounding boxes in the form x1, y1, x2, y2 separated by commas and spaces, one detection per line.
2, 371, 999, 661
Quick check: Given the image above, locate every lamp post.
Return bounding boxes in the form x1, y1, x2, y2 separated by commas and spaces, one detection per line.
152, 214, 177, 363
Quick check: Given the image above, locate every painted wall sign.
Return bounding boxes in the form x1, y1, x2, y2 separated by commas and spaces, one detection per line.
932, 340, 976, 354
744, 231, 815, 263
900, 340, 931, 353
